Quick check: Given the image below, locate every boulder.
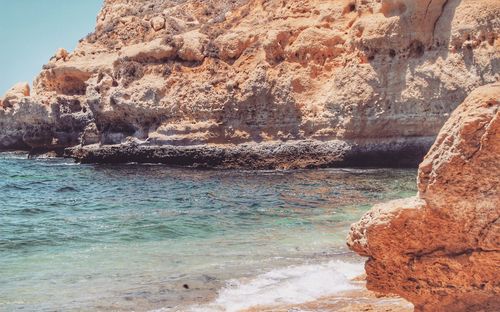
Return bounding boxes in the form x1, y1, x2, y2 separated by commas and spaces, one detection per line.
174, 30, 207, 62
2, 82, 30, 108
150, 16, 165, 31
55, 48, 69, 61
348, 82, 500, 312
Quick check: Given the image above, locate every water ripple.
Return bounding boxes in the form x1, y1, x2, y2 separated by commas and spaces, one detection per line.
0, 154, 417, 311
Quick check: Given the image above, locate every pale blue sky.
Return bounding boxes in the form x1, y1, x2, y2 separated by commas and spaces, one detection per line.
0, 0, 103, 93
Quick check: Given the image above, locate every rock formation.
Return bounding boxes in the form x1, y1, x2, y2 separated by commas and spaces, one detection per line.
348, 82, 500, 311
0, 0, 499, 167
1, 82, 30, 109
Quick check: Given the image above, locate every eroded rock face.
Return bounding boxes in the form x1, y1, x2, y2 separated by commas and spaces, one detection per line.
0, 0, 499, 166
348, 82, 500, 311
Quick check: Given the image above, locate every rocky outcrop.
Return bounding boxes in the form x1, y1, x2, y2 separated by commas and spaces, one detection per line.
1, 82, 30, 109
0, 0, 499, 166
67, 137, 432, 169
347, 82, 500, 311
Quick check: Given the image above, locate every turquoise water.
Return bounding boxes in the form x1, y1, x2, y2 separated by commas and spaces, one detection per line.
0, 153, 417, 311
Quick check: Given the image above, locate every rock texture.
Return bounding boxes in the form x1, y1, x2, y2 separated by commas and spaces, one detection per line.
348, 82, 500, 311
1, 82, 30, 109
0, 0, 499, 166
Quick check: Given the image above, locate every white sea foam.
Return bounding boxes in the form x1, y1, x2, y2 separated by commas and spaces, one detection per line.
0, 152, 28, 159
189, 260, 364, 312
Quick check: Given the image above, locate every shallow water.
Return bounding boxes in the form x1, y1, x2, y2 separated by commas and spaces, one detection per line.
0, 153, 417, 311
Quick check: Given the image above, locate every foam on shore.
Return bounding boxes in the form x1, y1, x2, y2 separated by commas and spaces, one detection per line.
189, 260, 364, 312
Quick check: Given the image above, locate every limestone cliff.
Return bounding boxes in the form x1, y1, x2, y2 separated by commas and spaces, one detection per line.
0, 0, 499, 167
348, 82, 500, 311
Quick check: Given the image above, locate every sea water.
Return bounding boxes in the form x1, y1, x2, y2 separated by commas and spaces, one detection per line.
0, 153, 417, 311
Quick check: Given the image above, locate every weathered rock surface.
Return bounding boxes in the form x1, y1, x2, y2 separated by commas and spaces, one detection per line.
0, 0, 499, 166
67, 136, 434, 169
1, 82, 30, 109
348, 82, 500, 311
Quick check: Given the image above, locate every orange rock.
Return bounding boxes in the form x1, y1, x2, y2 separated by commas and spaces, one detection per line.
55, 48, 69, 61
1, 82, 30, 108
0, 0, 499, 163
348, 82, 500, 311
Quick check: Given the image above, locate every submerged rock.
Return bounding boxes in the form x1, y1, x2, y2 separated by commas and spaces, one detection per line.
347, 83, 500, 311
0, 0, 499, 167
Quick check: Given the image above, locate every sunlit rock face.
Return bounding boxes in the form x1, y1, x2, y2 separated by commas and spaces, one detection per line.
348, 82, 500, 312
1, 0, 499, 167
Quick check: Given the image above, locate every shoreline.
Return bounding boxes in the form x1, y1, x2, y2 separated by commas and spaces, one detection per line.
185, 252, 413, 312
1, 137, 435, 169
244, 289, 413, 312
57, 137, 435, 169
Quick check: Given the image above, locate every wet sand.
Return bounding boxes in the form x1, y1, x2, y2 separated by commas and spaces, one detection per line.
243, 280, 413, 312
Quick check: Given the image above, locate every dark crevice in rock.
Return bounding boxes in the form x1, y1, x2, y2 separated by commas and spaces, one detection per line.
407, 247, 499, 260
431, 0, 449, 43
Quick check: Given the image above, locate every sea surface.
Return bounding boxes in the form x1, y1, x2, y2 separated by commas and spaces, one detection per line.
0, 153, 417, 311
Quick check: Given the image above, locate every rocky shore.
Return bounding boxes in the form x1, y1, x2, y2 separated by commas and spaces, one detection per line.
0, 1, 498, 310
348, 82, 500, 311
66, 137, 434, 169
1, 0, 499, 167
